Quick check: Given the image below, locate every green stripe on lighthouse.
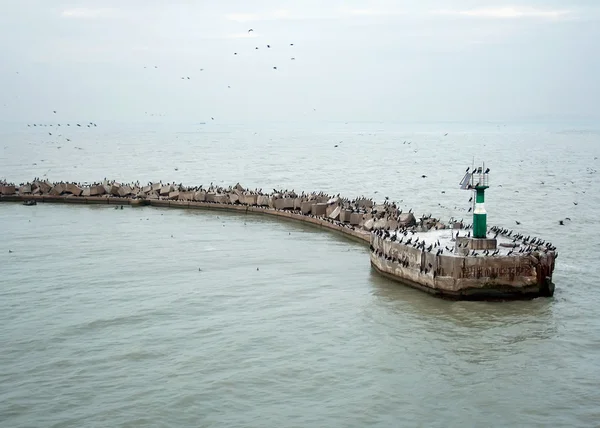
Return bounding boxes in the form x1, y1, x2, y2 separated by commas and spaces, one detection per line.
473, 187, 487, 238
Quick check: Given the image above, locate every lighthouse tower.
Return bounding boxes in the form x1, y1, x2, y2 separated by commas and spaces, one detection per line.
457, 163, 496, 253
472, 165, 489, 238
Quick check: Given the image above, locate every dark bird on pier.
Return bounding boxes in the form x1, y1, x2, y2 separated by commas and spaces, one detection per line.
559, 220, 564, 225
468, 207, 472, 212
468, 196, 473, 202
465, 167, 470, 173
485, 168, 490, 173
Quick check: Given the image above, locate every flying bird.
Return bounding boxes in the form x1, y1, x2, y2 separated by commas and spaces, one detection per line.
248, 29, 254, 33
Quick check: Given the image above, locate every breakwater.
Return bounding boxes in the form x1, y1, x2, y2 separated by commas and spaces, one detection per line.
1, 179, 557, 300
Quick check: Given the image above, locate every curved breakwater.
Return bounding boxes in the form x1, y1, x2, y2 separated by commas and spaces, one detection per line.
0, 179, 558, 299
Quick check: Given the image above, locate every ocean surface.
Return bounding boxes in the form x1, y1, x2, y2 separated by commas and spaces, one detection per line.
1, 122, 600, 427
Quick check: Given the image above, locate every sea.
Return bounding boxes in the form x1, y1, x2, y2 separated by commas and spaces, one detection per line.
1, 121, 600, 427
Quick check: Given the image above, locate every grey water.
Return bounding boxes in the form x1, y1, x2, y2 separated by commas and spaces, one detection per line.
1, 122, 600, 427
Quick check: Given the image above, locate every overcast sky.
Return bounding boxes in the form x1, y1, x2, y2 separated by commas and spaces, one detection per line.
1, 0, 599, 124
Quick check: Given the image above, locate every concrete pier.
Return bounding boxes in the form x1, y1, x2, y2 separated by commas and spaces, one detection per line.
0, 179, 558, 300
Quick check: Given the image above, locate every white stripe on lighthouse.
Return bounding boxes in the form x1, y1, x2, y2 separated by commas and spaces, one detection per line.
474, 202, 486, 214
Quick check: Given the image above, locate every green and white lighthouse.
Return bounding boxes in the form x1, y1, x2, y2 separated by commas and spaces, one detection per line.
472, 169, 489, 238
460, 164, 490, 239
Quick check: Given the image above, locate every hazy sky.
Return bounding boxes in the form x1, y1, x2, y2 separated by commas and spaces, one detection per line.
1, 0, 599, 124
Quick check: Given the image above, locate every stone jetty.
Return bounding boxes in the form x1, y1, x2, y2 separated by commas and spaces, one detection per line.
1, 178, 557, 300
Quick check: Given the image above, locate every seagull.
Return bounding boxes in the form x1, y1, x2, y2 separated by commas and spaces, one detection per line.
248, 29, 254, 33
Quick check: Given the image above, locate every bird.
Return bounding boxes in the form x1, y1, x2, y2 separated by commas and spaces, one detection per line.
484, 168, 490, 173
273, 66, 277, 70
559, 220, 564, 225
290, 43, 294, 46
468, 196, 473, 202
421, 175, 427, 178
267, 45, 271, 48
291, 57, 295, 60
53, 110, 56, 114
248, 29, 254, 33
465, 167, 470, 173
515, 220, 521, 225
573, 202, 578, 205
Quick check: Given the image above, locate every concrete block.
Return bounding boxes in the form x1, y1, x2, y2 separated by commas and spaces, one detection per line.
312, 203, 327, 216
49, 183, 66, 196
194, 191, 206, 202
34, 181, 52, 194
151, 183, 162, 192
214, 194, 229, 204
282, 198, 295, 210
229, 193, 240, 204
19, 184, 32, 194
233, 183, 244, 192
66, 183, 83, 196
82, 187, 91, 197
147, 191, 159, 200
329, 206, 341, 221
257, 195, 270, 206
178, 191, 194, 201
168, 190, 180, 200
398, 213, 416, 227
300, 201, 314, 214
142, 185, 152, 194
326, 204, 337, 217
90, 185, 105, 196
1, 185, 16, 195
350, 213, 362, 225
340, 209, 352, 223
118, 186, 132, 197
374, 218, 388, 229
294, 198, 303, 210
110, 183, 121, 196
160, 185, 172, 196
242, 194, 257, 205
32, 188, 41, 195
205, 193, 216, 202
274, 198, 285, 210
363, 218, 375, 231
